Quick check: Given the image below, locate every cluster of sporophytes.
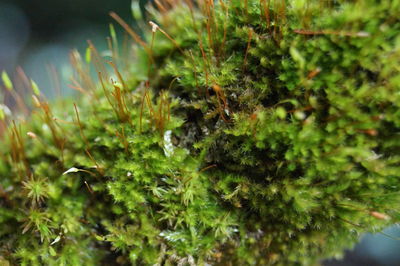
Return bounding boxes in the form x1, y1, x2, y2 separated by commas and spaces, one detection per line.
1, 0, 400, 265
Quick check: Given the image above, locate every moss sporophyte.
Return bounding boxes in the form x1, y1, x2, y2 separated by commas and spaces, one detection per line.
1, 0, 400, 265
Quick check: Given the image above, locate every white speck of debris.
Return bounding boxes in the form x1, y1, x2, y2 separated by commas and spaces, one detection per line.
356, 31, 370, 37
188, 255, 195, 266
127, 172, 132, 177
294, 111, 306, 120
50, 235, 61, 245
42, 124, 50, 132
27, 132, 37, 139
62, 167, 80, 175
0, 104, 11, 116
163, 130, 174, 157
159, 231, 185, 242
201, 126, 210, 136
366, 151, 383, 161
94, 137, 101, 142
149, 21, 159, 33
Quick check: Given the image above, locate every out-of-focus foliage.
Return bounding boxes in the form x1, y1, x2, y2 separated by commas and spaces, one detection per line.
0, 0, 399, 265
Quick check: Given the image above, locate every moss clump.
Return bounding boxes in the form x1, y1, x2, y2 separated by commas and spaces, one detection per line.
1, 0, 400, 265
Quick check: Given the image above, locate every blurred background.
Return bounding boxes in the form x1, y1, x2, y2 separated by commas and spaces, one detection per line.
0, 0, 135, 97
0, 0, 399, 265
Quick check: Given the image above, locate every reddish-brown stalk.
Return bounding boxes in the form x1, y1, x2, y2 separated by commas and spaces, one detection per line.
143, 90, 170, 136
0, 122, 7, 138
59, 136, 66, 165
277, 0, 286, 42
370, 211, 390, 220
146, 89, 162, 132
84, 181, 94, 194
188, 50, 201, 94
273, 0, 278, 40
244, 0, 249, 18
50, 117, 75, 125
137, 22, 158, 134
307, 67, 322, 80
110, 12, 154, 63
111, 81, 131, 124
157, 94, 165, 134
248, 111, 260, 138
116, 127, 129, 153
0, 184, 12, 206
218, 0, 229, 58
87, 41, 109, 83
167, 76, 180, 91
164, 92, 171, 131
9, 125, 19, 167
12, 91, 29, 116
167, 96, 171, 122
69, 49, 97, 96
16, 67, 31, 93
145, 90, 155, 118
337, 203, 390, 221
106, 37, 115, 63
147, 21, 158, 83
158, 0, 177, 25
34, 99, 64, 150
155, 0, 169, 14
10, 121, 30, 177
211, 0, 219, 52
163, 0, 174, 8
357, 129, 378, 136
139, 82, 156, 133
1, 77, 29, 115
4, 71, 28, 111
73, 103, 103, 175
46, 64, 62, 99
108, 61, 128, 91
281, 0, 286, 24
73, 103, 89, 151
68, 77, 88, 95
31, 95, 41, 108
98, 70, 131, 124
85, 149, 104, 176
205, 0, 215, 54
184, 0, 198, 32
149, 21, 185, 54
198, 38, 210, 93
243, 28, 254, 72
260, 0, 271, 29
139, 82, 148, 132
98, 72, 119, 118
121, 31, 130, 73
110, 26, 120, 63
212, 84, 230, 123
199, 164, 217, 172
139, 89, 147, 133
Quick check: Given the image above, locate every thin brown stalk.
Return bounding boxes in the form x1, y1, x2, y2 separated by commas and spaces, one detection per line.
243, 28, 253, 72
110, 12, 154, 63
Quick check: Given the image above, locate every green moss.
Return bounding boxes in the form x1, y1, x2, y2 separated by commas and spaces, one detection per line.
1, 0, 400, 265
